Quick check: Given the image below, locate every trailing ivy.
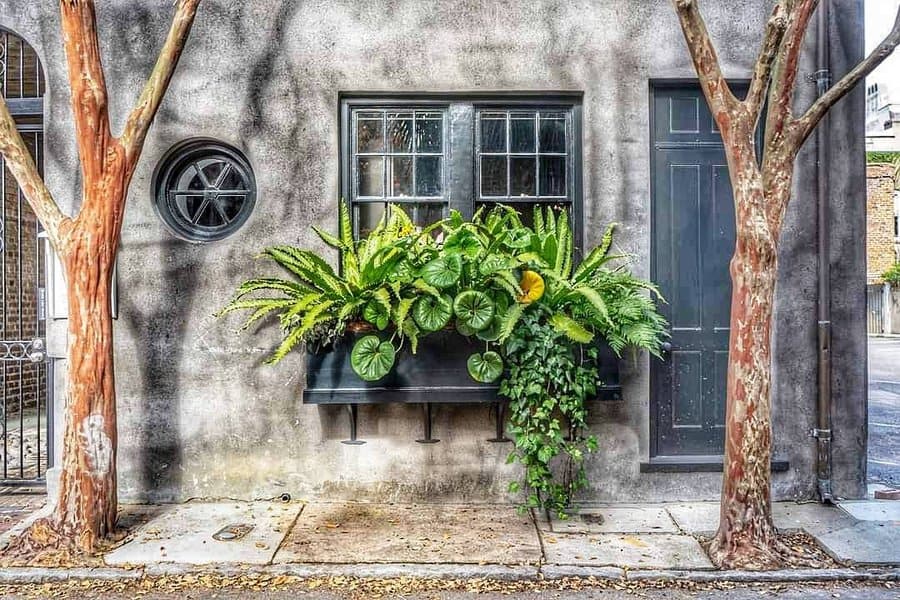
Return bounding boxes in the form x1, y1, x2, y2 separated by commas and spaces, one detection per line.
501, 307, 599, 517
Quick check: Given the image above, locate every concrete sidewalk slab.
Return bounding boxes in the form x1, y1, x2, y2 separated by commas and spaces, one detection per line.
772, 503, 857, 535
664, 502, 718, 535
814, 521, 900, 566
547, 506, 678, 534
541, 532, 714, 570
664, 502, 855, 536
104, 501, 301, 566
274, 502, 540, 565
840, 501, 900, 522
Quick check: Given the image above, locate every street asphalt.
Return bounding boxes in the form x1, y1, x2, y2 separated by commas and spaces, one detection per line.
868, 337, 900, 489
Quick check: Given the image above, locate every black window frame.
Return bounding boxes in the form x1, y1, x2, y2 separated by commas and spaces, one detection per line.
340, 93, 584, 251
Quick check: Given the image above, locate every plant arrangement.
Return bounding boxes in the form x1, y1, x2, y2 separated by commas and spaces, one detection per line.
220, 202, 668, 514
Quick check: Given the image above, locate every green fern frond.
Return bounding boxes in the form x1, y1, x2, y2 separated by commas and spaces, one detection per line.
549, 312, 594, 344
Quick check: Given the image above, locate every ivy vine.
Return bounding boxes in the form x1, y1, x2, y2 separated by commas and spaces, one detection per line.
500, 307, 600, 517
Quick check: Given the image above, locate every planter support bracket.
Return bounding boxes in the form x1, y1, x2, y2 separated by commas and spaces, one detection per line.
341, 403, 366, 445
416, 403, 439, 444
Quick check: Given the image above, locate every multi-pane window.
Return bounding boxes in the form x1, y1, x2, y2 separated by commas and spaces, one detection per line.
344, 97, 580, 244
476, 110, 570, 228
352, 109, 447, 236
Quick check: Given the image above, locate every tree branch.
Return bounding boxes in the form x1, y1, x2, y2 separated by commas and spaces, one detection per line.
745, 4, 789, 120
120, 0, 202, 176
672, 0, 738, 118
794, 5, 900, 147
59, 0, 113, 184
0, 97, 71, 247
763, 0, 818, 153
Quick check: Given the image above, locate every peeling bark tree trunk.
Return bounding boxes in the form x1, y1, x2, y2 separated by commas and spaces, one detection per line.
672, 0, 900, 568
56, 171, 127, 548
0, 0, 202, 554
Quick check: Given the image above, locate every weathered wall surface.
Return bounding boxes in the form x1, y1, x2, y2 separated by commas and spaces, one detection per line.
0, 0, 867, 503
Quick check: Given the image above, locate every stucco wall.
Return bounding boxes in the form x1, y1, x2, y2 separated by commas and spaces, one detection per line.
0, 0, 867, 503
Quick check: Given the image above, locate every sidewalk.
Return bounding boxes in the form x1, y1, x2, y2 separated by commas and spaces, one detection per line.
1, 499, 899, 583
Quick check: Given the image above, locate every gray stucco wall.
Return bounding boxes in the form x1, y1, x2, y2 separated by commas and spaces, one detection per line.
0, 0, 867, 503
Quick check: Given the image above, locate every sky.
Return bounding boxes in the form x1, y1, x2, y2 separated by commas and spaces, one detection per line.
867, 0, 900, 100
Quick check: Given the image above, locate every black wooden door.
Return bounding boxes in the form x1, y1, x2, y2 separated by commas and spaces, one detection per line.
650, 84, 737, 457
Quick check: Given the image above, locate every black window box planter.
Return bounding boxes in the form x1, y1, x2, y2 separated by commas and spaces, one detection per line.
303, 329, 622, 405
303, 329, 623, 444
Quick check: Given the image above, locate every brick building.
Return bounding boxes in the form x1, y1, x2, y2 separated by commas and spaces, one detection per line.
866, 163, 899, 283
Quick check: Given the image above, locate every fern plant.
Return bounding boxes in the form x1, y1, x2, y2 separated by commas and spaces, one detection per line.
526, 206, 668, 356
218, 202, 435, 370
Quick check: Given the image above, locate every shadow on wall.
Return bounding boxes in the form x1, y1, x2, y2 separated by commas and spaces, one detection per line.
119, 239, 205, 502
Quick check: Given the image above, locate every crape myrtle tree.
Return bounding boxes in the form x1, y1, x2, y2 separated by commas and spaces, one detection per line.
672, 0, 900, 569
0, 0, 202, 553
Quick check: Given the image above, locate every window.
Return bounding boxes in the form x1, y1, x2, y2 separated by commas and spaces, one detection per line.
342, 95, 581, 246
352, 109, 447, 237
153, 139, 256, 242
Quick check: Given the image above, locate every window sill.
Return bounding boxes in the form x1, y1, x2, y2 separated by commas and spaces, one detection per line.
640, 455, 790, 473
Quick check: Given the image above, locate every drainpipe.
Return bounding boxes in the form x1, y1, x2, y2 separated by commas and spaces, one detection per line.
813, 0, 835, 504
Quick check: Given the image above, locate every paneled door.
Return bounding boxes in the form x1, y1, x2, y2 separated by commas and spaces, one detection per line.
650, 83, 739, 457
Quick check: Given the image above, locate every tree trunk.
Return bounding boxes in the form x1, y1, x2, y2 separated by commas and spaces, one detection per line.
53, 181, 125, 552
706, 170, 785, 569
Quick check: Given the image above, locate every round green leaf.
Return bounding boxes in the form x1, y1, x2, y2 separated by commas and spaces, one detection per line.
455, 320, 477, 337
412, 293, 453, 332
363, 299, 389, 330
476, 317, 502, 342
350, 335, 395, 381
453, 290, 495, 331
420, 254, 462, 289
467, 351, 504, 383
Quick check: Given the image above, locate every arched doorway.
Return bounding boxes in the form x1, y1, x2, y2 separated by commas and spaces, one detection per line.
0, 28, 48, 487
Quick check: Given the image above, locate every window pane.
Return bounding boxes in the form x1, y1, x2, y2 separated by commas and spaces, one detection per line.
388, 113, 413, 152
407, 202, 446, 229
510, 156, 536, 196
480, 115, 506, 153
415, 113, 442, 153
358, 156, 384, 197
415, 156, 442, 197
539, 156, 566, 196
357, 114, 384, 153
358, 203, 385, 238
510, 114, 536, 152
481, 156, 507, 197
389, 156, 413, 197
539, 116, 566, 153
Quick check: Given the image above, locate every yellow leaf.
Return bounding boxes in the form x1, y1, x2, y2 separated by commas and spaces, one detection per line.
518, 270, 545, 304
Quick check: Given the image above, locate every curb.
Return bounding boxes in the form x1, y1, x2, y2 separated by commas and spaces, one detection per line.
0, 563, 898, 585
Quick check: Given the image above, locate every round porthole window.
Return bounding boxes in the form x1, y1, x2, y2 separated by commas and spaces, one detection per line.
152, 139, 256, 242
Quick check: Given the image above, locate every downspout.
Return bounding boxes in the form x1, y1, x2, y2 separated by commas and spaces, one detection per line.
813, 0, 835, 504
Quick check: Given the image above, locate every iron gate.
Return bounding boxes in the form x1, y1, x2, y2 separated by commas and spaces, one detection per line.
1, 28, 50, 486
868, 284, 885, 335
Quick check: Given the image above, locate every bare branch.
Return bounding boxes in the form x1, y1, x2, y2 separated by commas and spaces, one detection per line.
120, 0, 202, 176
672, 0, 738, 118
763, 0, 818, 154
745, 4, 789, 119
0, 97, 71, 247
794, 5, 900, 147
59, 0, 113, 183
